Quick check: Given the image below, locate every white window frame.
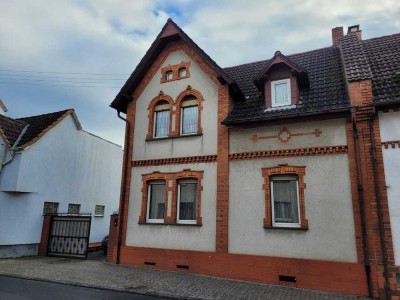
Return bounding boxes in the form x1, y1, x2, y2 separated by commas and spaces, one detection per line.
153, 109, 169, 138
271, 175, 301, 228
180, 98, 198, 135
177, 179, 197, 224
271, 79, 291, 107
165, 70, 173, 80
178, 67, 187, 78
146, 181, 165, 223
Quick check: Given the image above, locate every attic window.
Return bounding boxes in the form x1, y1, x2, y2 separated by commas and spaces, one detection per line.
271, 79, 291, 107
178, 67, 187, 78
165, 71, 173, 81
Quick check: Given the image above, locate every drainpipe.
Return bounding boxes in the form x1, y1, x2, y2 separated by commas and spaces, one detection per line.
369, 108, 390, 299
116, 110, 130, 265
350, 107, 373, 298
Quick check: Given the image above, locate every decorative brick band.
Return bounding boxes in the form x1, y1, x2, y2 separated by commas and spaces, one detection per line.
381, 140, 400, 149
132, 155, 217, 167
229, 145, 348, 161
252, 127, 322, 144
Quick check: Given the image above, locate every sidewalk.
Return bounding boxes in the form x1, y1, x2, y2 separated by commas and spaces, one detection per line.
0, 253, 369, 300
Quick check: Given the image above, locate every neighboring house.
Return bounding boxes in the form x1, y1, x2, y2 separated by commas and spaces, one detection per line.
0, 108, 122, 258
110, 19, 400, 298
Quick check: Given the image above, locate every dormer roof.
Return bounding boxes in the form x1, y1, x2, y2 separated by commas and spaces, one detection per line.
254, 51, 309, 90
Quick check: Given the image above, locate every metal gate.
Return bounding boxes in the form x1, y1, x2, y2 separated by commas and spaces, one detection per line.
47, 215, 92, 259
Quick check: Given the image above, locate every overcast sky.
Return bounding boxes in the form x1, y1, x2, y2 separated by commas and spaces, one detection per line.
1, 0, 399, 145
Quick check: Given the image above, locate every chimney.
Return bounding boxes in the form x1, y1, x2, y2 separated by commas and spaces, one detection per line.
347, 25, 362, 40
332, 27, 344, 46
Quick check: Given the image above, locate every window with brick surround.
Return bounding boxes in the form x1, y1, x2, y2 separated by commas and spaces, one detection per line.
43, 202, 59, 215
147, 94, 174, 140
262, 164, 308, 229
139, 170, 203, 225
271, 79, 291, 107
180, 96, 198, 135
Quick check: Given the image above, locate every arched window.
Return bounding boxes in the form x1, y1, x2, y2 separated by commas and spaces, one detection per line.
154, 101, 170, 138
165, 70, 173, 81
180, 96, 198, 135
178, 67, 187, 78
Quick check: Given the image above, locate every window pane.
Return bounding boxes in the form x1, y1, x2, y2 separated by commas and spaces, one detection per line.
149, 184, 165, 219
273, 180, 299, 223
274, 82, 289, 104
179, 68, 186, 78
179, 183, 197, 221
155, 110, 169, 137
43, 202, 59, 215
166, 71, 173, 80
95, 205, 105, 216
68, 204, 80, 214
182, 106, 198, 134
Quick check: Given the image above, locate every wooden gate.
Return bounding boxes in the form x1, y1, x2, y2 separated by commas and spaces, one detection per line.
47, 215, 91, 259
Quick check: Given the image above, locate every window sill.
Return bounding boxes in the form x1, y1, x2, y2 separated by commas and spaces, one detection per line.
263, 225, 308, 231
138, 221, 202, 226
94, 215, 104, 217
146, 133, 202, 142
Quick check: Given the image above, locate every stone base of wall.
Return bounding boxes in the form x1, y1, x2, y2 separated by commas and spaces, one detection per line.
0, 244, 38, 258
119, 246, 369, 297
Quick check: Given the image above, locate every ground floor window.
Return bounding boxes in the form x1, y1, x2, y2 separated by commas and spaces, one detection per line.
43, 202, 59, 215
177, 179, 197, 224
147, 181, 166, 223
94, 205, 105, 217
68, 204, 80, 215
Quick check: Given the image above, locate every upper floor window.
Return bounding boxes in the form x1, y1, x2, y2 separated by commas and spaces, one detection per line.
271, 79, 291, 107
165, 71, 173, 81
147, 180, 166, 223
181, 96, 198, 135
177, 179, 198, 224
154, 101, 170, 138
178, 67, 187, 78
271, 175, 300, 227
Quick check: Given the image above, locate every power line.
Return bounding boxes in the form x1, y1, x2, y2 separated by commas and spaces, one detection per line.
0, 68, 130, 76
0, 76, 125, 84
0, 81, 120, 88
0, 73, 127, 80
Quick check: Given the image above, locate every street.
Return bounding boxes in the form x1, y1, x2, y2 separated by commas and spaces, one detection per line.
0, 276, 170, 300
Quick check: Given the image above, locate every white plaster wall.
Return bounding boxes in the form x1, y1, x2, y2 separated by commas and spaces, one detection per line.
229, 155, 358, 262
230, 118, 347, 153
379, 110, 400, 265
133, 50, 218, 161
0, 115, 123, 245
126, 163, 217, 252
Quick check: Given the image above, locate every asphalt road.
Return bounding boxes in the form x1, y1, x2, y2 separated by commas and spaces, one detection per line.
0, 276, 170, 300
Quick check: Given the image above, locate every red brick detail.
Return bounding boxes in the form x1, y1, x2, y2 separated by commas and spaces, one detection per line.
216, 84, 230, 253
119, 246, 369, 297
230, 145, 348, 161
38, 215, 52, 256
382, 140, 400, 149
132, 155, 217, 167
174, 87, 203, 135
264, 68, 299, 108
252, 128, 322, 143
262, 164, 308, 229
347, 80, 396, 298
332, 27, 344, 46
146, 93, 174, 139
107, 214, 119, 262
160, 61, 191, 83
138, 170, 203, 225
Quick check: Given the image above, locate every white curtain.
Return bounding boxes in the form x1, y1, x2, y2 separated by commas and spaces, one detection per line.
155, 110, 169, 137
149, 184, 165, 219
273, 180, 299, 223
182, 106, 198, 134
179, 183, 197, 220
274, 82, 289, 105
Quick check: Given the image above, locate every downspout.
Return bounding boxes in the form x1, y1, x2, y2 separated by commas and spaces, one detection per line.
369, 107, 390, 299
351, 107, 373, 298
116, 110, 130, 265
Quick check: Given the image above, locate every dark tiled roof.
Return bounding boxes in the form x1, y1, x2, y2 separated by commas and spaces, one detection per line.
362, 33, 400, 103
340, 34, 372, 82
16, 109, 71, 148
0, 114, 27, 146
223, 47, 349, 124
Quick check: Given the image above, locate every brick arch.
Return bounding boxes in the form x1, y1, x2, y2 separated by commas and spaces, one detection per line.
175, 88, 204, 135
147, 93, 174, 139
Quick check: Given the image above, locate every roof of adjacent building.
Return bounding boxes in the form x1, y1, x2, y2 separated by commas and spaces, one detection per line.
0, 109, 76, 149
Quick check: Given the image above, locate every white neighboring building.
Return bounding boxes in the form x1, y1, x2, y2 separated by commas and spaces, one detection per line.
379, 110, 400, 266
0, 108, 122, 258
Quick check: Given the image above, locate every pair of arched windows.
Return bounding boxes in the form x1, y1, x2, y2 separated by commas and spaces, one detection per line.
152, 95, 199, 138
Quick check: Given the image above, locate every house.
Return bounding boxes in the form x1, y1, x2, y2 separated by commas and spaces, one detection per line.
0, 108, 123, 258
110, 19, 400, 299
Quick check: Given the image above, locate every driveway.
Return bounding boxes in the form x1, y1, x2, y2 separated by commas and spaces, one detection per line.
0, 253, 369, 300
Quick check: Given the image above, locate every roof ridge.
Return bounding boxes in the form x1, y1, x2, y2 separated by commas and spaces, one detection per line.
16, 108, 73, 121
0, 113, 28, 126
362, 32, 400, 43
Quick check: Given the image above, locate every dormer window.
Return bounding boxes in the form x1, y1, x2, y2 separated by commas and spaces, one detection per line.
165, 71, 173, 81
271, 79, 291, 107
